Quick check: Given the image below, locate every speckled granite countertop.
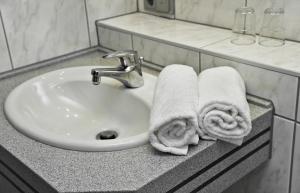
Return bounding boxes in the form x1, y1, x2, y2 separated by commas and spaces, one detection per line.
0, 49, 273, 193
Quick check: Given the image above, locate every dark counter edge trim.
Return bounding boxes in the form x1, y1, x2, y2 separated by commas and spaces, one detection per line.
0, 170, 24, 193
0, 161, 36, 193
0, 146, 57, 193
190, 141, 270, 193
166, 127, 271, 193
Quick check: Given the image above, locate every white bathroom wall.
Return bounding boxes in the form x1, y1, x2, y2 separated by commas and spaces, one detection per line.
0, 0, 89, 69
201, 53, 298, 193
0, 11, 11, 73
247, 0, 300, 41
292, 124, 300, 193
199, 52, 299, 193
86, 0, 137, 46
175, 0, 244, 29
0, 0, 137, 72
223, 116, 295, 193
138, 0, 300, 42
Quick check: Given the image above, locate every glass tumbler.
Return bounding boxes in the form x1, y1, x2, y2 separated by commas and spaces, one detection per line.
231, 6, 256, 45
258, 8, 285, 47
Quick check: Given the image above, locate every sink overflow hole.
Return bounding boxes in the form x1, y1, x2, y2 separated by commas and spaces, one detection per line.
96, 130, 118, 140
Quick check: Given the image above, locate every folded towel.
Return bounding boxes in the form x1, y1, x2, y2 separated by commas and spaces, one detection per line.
149, 64, 199, 155
197, 66, 252, 145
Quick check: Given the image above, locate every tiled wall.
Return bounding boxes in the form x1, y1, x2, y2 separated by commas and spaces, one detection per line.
201, 54, 298, 193
138, 0, 300, 42
97, 24, 300, 192
0, 0, 137, 73
86, 0, 137, 46
224, 116, 295, 193
201, 55, 298, 120
0, 11, 11, 73
132, 36, 200, 72
1, 0, 89, 69
175, 0, 243, 29
98, 26, 201, 73
292, 124, 300, 193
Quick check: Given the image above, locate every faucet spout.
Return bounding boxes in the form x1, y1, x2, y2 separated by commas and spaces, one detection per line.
91, 50, 144, 88
91, 70, 101, 85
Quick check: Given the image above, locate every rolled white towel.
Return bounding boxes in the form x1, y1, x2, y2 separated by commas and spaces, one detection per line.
149, 64, 199, 155
197, 66, 252, 145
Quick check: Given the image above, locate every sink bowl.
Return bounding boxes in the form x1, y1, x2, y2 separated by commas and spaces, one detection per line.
4, 66, 157, 151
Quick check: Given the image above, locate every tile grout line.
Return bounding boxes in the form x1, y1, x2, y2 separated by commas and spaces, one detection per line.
288, 77, 300, 193
201, 50, 300, 78
199, 52, 202, 73
95, 11, 138, 23
136, 0, 140, 12
131, 33, 134, 50
0, 10, 14, 70
96, 25, 100, 46
176, 16, 300, 44
173, 0, 176, 17
83, 0, 92, 47
97, 22, 230, 52
0, 46, 98, 80
200, 36, 232, 50
96, 22, 102, 47
175, 18, 232, 31
95, 12, 138, 46
268, 112, 295, 122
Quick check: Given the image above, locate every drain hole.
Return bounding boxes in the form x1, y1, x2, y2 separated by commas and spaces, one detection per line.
96, 130, 118, 140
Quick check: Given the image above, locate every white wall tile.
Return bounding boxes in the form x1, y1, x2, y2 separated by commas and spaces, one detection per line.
224, 116, 294, 193
98, 27, 132, 51
175, 0, 300, 42
0, 12, 11, 73
138, 0, 145, 12
0, 0, 90, 68
98, 13, 231, 50
138, 0, 173, 17
248, 0, 300, 42
284, 0, 300, 42
133, 36, 200, 73
201, 54, 298, 119
86, 0, 137, 46
175, 0, 244, 29
247, 0, 273, 35
291, 124, 300, 193
202, 38, 300, 77
297, 87, 300, 122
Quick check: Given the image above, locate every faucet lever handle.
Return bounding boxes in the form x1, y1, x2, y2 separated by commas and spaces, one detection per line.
102, 50, 137, 59
102, 50, 139, 67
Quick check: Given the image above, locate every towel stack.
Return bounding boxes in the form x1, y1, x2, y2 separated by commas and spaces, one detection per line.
197, 67, 252, 145
149, 65, 252, 155
149, 65, 199, 155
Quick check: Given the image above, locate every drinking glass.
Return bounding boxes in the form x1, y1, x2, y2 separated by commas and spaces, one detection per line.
258, 8, 285, 47
231, 6, 256, 45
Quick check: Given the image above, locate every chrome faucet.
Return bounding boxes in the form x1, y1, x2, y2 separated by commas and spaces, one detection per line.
91, 50, 144, 88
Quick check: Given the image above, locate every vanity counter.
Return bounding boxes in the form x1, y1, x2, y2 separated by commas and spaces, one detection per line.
0, 49, 273, 193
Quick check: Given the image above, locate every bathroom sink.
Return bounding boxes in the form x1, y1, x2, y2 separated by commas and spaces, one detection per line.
4, 66, 157, 151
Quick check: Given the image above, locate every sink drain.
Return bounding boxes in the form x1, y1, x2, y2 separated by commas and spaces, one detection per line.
96, 130, 118, 140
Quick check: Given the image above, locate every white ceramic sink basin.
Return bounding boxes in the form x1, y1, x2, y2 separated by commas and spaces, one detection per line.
4, 66, 157, 151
